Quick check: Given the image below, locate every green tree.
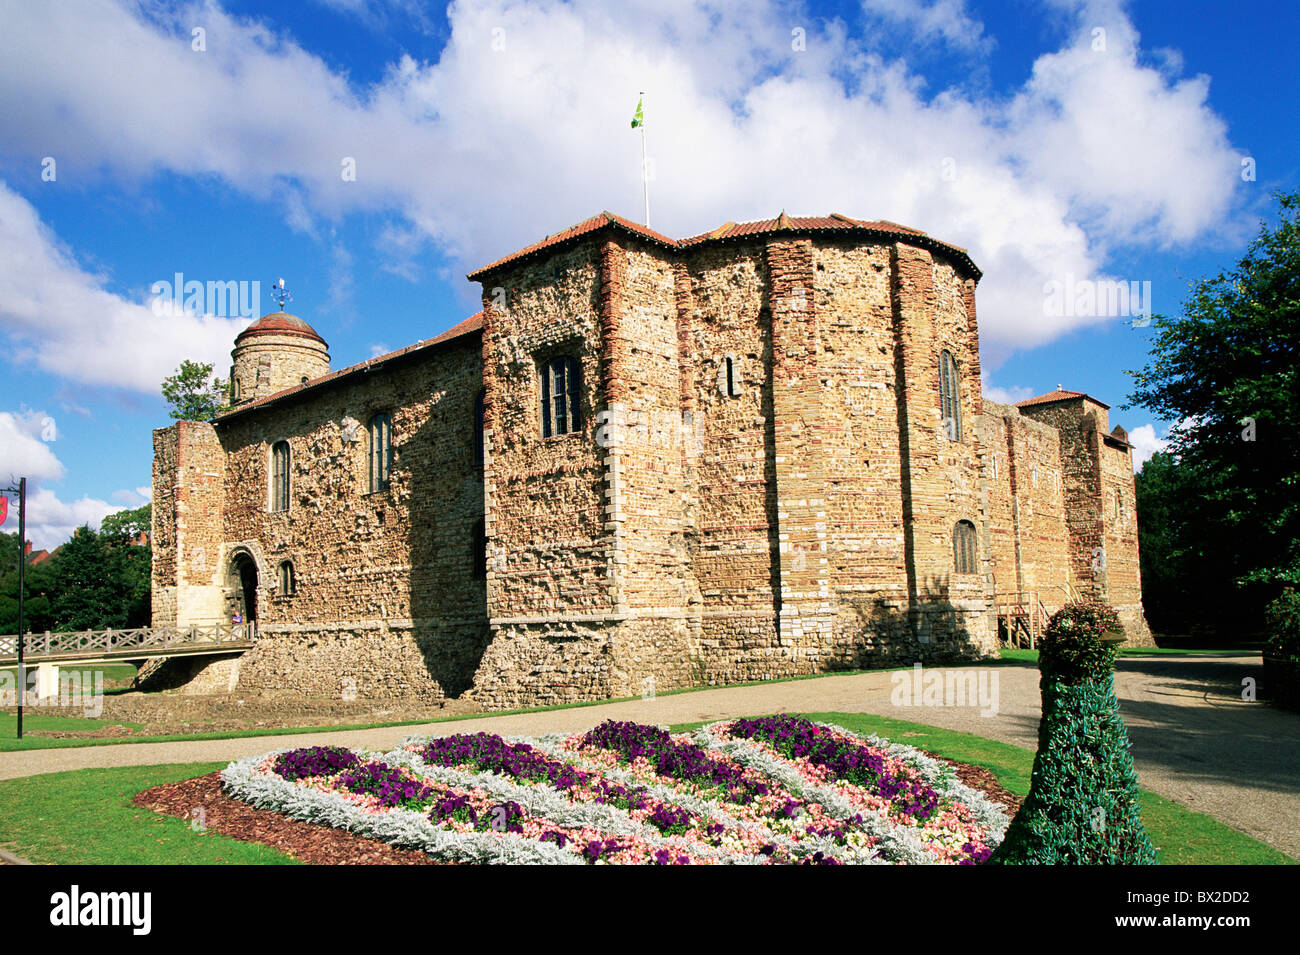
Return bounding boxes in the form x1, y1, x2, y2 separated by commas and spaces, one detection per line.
1126, 190, 1300, 629
162, 360, 230, 421
0, 532, 57, 635
100, 503, 151, 542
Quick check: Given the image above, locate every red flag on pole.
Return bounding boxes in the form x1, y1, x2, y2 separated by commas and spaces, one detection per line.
0, 496, 8, 525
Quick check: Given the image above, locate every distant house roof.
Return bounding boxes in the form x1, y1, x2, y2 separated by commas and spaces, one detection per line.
1015, 388, 1110, 411
215, 312, 483, 421
467, 211, 980, 281
28, 546, 57, 565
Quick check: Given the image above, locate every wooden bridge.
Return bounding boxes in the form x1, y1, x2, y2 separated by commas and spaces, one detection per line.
0, 623, 255, 667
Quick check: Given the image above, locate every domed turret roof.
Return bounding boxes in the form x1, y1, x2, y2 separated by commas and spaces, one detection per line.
235, 311, 327, 347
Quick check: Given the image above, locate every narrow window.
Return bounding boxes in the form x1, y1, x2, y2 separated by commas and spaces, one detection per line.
939, 350, 961, 441
472, 517, 487, 579
540, 355, 582, 437
953, 520, 977, 574
270, 440, 290, 512
473, 389, 486, 468
368, 413, 392, 492
726, 355, 744, 397
278, 560, 296, 596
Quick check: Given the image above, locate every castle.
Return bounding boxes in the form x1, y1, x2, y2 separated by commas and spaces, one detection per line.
150, 211, 1150, 708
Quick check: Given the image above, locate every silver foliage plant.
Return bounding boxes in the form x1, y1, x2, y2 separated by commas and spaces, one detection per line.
220, 719, 1008, 865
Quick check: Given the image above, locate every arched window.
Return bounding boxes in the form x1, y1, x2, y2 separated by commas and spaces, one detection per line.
278, 560, 296, 596
368, 412, 392, 492
540, 355, 581, 437
270, 440, 290, 512
939, 350, 961, 441
953, 520, 978, 574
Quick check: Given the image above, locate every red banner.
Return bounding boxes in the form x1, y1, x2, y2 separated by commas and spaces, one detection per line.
0, 496, 8, 525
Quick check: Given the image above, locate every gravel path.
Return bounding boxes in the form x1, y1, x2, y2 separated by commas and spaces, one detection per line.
2, 655, 1295, 859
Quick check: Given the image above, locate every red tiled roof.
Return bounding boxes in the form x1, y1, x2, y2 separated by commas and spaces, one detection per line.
467, 211, 979, 280
1015, 388, 1110, 410
677, 213, 927, 244
467, 212, 677, 280
235, 311, 328, 346
216, 312, 483, 420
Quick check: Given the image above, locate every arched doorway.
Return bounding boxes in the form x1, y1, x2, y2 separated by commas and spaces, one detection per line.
229, 552, 259, 626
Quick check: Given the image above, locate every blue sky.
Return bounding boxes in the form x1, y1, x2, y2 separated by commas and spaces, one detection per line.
0, 0, 1295, 548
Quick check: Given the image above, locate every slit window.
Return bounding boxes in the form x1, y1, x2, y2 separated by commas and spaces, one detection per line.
278, 560, 296, 596
472, 517, 487, 579
368, 413, 392, 492
474, 389, 485, 467
721, 355, 743, 398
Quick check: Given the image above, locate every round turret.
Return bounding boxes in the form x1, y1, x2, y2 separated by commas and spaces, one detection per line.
229, 311, 330, 404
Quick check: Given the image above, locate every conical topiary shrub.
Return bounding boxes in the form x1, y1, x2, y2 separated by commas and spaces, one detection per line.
989, 600, 1157, 864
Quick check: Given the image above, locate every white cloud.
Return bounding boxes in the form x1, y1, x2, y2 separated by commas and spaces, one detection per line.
0, 407, 149, 547
862, 0, 993, 54
0, 409, 65, 483
0, 182, 251, 393
12, 486, 126, 552
0, 0, 1249, 358
110, 486, 151, 506
1129, 422, 1170, 470
983, 383, 1035, 405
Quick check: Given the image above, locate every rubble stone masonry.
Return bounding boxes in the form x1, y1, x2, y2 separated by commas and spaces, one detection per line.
151, 214, 1151, 707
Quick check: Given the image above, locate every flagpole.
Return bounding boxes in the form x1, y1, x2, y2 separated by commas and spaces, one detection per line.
639, 91, 650, 228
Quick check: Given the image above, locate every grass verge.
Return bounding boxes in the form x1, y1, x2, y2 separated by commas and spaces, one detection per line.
0, 761, 295, 865
0, 712, 1289, 865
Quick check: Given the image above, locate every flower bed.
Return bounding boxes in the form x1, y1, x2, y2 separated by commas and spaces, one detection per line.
221, 718, 1010, 865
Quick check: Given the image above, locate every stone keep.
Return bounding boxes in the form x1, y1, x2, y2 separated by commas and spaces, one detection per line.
150, 212, 1153, 707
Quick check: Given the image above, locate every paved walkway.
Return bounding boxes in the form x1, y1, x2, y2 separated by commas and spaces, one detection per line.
2, 655, 1296, 860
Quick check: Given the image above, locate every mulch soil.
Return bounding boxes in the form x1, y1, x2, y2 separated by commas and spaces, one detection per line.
133, 773, 435, 865
133, 753, 1023, 865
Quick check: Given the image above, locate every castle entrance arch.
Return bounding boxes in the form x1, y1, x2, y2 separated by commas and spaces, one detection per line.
229, 551, 259, 626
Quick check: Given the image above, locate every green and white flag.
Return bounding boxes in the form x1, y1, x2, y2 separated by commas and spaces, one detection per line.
630, 96, 644, 129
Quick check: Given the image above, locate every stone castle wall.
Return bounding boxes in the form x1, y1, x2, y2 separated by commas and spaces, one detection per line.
979, 401, 1071, 606
151, 221, 1152, 704
1016, 398, 1153, 645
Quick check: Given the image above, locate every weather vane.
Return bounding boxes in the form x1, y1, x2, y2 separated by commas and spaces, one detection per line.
271, 277, 292, 310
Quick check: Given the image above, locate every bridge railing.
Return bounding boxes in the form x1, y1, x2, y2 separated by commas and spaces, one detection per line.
0, 623, 256, 662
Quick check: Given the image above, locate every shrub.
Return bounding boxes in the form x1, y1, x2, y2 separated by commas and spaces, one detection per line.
990, 599, 1156, 865
1037, 600, 1123, 684
1264, 588, 1300, 661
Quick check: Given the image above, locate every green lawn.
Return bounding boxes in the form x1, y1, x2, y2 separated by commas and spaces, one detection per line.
0, 710, 1290, 865
0, 762, 295, 865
